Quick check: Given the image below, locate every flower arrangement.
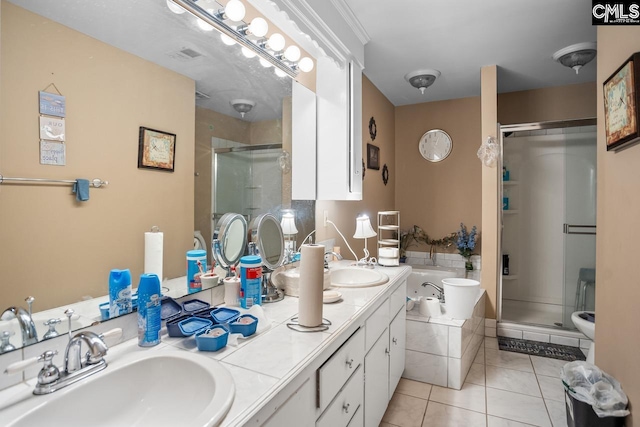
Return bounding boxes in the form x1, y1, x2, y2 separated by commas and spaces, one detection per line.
399, 226, 419, 259
456, 223, 478, 270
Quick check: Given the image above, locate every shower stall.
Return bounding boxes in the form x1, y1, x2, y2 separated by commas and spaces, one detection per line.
499, 120, 596, 330
212, 138, 284, 229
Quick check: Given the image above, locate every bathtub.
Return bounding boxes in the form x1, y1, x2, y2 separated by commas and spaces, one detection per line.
407, 265, 463, 300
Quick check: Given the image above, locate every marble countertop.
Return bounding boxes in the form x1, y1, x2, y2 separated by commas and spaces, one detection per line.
0, 262, 411, 427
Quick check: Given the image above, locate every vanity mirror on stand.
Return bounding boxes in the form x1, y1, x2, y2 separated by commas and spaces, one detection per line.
212, 213, 248, 277
248, 214, 285, 303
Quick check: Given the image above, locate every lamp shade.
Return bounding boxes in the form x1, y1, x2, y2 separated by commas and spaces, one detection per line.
353, 215, 376, 239
280, 212, 298, 235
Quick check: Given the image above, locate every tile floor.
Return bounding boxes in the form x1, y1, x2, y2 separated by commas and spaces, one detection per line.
381, 337, 568, 427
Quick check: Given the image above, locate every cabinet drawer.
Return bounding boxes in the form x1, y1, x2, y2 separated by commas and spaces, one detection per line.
346, 403, 363, 427
389, 280, 407, 318
316, 366, 364, 427
318, 328, 364, 412
365, 300, 389, 352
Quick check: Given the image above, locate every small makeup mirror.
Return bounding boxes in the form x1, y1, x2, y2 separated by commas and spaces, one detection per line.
212, 213, 248, 272
249, 214, 285, 302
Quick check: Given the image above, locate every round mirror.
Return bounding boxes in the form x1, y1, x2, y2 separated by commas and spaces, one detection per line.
249, 214, 284, 270
212, 213, 248, 269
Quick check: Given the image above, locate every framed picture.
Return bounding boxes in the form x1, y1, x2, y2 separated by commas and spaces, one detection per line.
367, 143, 380, 170
603, 52, 640, 151
138, 127, 176, 171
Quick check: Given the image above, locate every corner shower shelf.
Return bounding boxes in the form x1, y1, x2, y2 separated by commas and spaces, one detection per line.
503, 210, 519, 215
503, 181, 519, 186
502, 275, 519, 281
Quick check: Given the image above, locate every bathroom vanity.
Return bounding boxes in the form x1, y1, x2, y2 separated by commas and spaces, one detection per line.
0, 263, 410, 427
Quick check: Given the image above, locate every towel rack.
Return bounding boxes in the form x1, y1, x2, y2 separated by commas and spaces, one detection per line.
0, 174, 108, 188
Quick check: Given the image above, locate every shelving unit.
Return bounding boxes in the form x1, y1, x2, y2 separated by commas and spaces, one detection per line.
377, 211, 400, 266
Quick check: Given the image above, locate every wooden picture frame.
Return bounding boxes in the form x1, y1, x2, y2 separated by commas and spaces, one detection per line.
138, 127, 176, 171
367, 143, 380, 170
603, 52, 640, 151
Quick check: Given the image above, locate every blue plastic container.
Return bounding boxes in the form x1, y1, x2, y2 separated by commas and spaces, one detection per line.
109, 269, 132, 318
182, 299, 210, 313
99, 302, 110, 321
240, 255, 262, 308
166, 314, 192, 337
177, 317, 212, 336
211, 307, 240, 326
137, 273, 162, 347
187, 250, 207, 294
195, 326, 229, 352
160, 297, 182, 321
228, 314, 258, 337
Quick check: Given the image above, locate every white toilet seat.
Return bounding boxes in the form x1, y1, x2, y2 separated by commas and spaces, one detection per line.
194, 231, 207, 251
571, 310, 595, 364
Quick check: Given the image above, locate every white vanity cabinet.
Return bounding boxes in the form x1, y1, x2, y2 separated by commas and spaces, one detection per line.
364, 281, 407, 426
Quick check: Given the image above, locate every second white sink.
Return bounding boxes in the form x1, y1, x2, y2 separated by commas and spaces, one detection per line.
2, 351, 235, 427
330, 267, 389, 288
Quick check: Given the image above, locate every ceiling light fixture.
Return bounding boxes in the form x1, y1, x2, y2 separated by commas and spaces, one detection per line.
168, 0, 310, 78
298, 57, 314, 73
553, 42, 597, 75
166, 0, 186, 14
404, 69, 441, 94
241, 46, 256, 58
220, 33, 236, 46
230, 99, 255, 118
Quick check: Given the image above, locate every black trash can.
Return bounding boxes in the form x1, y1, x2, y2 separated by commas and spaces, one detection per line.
565, 390, 627, 427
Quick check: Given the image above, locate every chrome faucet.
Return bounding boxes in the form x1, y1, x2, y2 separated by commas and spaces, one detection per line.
64, 331, 108, 374
324, 251, 343, 268
1, 307, 38, 346
421, 281, 445, 303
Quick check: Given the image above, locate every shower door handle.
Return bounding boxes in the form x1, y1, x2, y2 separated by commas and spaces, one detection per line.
563, 224, 596, 235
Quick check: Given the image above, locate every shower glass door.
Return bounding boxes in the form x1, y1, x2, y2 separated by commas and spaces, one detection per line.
562, 134, 597, 328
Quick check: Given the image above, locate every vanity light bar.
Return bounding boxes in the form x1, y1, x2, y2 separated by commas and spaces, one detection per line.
170, 0, 299, 78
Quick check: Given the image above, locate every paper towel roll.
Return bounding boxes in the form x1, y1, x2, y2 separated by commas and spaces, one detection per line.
144, 230, 163, 280
379, 247, 399, 258
298, 244, 325, 327
419, 297, 441, 318
224, 277, 240, 307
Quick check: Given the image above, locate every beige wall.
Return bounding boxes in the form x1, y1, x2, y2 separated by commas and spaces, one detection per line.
193, 106, 283, 253
480, 66, 499, 319
316, 76, 395, 258
498, 82, 596, 125
395, 97, 482, 254
595, 26, 640, 426
0, 2, 195, 310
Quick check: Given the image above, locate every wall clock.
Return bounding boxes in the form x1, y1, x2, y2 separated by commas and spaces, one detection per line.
419, 129, 452, 162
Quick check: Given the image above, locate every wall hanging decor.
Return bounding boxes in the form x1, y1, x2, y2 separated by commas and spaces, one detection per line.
369, 116, 377, 141
382, 164, 389, 185
362, 159, 366, 180
603, 51, 640, 151
367, 143, 380, 170
138, 127, 176, 171
39, 83, 67, 166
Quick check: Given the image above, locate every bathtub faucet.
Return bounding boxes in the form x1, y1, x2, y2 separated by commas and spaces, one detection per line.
429, 245, 436, 265
421, 281, 445, 303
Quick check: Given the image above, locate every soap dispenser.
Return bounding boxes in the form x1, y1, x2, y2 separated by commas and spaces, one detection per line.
137, 273, 161, 347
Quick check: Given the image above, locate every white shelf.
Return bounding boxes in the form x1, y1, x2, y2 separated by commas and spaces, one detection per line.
378, 225, 399, 231
378, 239, 399, 245
503, 210, 519, 215
502, 275, 519, 281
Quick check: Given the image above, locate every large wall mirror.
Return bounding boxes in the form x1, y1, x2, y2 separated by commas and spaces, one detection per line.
0, 0, 315, 352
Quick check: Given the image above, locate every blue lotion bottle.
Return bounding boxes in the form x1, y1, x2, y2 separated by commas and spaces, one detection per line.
109, 269, 132, 318
137, 274, 161, 347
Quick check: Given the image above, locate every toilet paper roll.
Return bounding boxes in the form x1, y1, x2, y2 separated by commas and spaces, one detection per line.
378, 247, 399, 258
144, 230, 163, 281
224, 277, 241, 307
298, 244, 325, 327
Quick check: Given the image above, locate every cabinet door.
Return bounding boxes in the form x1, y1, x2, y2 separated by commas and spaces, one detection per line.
262, 378, 315, 427
389, 308, 406, 400
364, 327, 389, 427
292, 81, 317, 200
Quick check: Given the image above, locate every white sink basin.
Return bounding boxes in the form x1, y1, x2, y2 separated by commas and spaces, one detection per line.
330, 267, 389, 288
3, 351, 235, 427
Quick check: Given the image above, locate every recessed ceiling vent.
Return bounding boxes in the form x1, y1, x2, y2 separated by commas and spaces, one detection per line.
167, 47, 204, 61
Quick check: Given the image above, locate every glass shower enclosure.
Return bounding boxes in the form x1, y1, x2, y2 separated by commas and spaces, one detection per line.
499, 121, 596, 330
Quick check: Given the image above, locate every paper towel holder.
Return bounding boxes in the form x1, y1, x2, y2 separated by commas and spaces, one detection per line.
286, 316, 331, 332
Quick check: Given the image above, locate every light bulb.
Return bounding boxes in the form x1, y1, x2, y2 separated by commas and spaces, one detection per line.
268, 33, 285, 51
298, 57, 314, 72
274, 68, 287, 78
220, 33, 236, 46
197, 11, 214, 31
224, 0, 246, 22
259, 58, 273, 68
249, 17, 268, 37
241, 47, 256, 58
284, 45, 301, 62
166, 0, 185, 14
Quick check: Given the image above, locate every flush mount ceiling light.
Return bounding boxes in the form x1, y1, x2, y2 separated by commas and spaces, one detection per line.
230, 99, 255, 118
404, 69, 441, 94
553, 42, 597, 74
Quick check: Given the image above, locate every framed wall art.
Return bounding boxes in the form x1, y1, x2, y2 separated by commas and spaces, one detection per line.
603, 52, 640, 151
138, 127, 176, 171
367, 143, 380, 170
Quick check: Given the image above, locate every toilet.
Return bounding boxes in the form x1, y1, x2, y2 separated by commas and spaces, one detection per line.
571, 311, 595, 364
194, 231, 207, 251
